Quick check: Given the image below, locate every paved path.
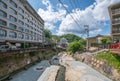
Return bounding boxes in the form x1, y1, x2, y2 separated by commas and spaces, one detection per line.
10, 61, 50, 81
37, 65, 60, 81
60, 54, 112, 81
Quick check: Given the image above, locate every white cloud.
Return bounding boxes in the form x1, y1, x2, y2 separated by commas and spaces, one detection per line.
57, 0, 120, 36
93, 0, 120, 21
37, 0, 120, 37
37, 0, 66, 30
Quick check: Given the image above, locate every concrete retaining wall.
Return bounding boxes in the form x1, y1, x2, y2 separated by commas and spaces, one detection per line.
37, 65, 60, 81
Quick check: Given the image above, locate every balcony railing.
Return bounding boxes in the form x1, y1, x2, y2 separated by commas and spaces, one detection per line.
112, 9, 120, 15
112, 30, 120, 34
112, 20, 120, 24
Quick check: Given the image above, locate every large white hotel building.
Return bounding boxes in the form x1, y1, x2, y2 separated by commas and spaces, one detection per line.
0, 0, 44, 46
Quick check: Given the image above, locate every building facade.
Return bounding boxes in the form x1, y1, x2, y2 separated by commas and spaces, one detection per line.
87, 34, 111, 50
0, 0, 44, 46
108, 2, 120, 43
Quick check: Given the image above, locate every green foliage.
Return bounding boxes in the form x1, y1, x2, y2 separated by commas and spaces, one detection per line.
67, 40, 85, 53
101, 37, 112, 44
29, 52, 36, 57
61, 34, 82, 43
52, 35, 61, 42
106, 39, 112, 44
79, 39, 86, 46
44, 29, 52, 39
96, 51, 120, 72
52, 34, 82, 43
20, 43, 24, 48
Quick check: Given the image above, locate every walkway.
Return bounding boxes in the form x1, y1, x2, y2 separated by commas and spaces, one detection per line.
60, 54, 112, 81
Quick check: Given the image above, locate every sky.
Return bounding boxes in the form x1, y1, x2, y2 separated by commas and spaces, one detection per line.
27, 0, 120, 38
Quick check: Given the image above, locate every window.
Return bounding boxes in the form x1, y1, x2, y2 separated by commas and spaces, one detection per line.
9, 15, 17, 22
30, 21, 33, 25
0, 29, 6, 37
25, 35, 29, 39
30, 26, 33, 29
10, 0, 17, 8
0, 10, 7, 17
25, 24, 29, 28
19, 20, 24, 25
18, 27, 24, 32
34, 28, 36, 31
18, 14, 24, 19
25, 29, 29, 33
10, 8, 17, 15
31, 36, 33, 40
18, 33, 24, 39
30, 16, 32, 20
9, 31, 17, 38
0, 1, 7, 8
9, 23, 17, 29
34, 37, 36, 40
25, 18, 29, 23
31, 31, 33, 34
19, 7, 24, 13
25, 12, 29, 17
0, 19, 7, 26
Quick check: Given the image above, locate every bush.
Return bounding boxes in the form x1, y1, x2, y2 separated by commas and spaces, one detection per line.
67, 41, 85, 53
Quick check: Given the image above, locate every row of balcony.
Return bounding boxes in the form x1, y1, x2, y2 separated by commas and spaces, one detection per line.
112, 8, 120, 15
112, 20, 120, 24
112, 30, 120, 34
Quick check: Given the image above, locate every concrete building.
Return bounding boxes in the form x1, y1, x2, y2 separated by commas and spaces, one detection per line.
108, 2, 120, 43
87, 34, 111, 50
0, 0, 44, 46
57, 38, 68, 49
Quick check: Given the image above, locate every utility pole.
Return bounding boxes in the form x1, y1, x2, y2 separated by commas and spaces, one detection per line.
84, 25, 89, 38
84, 25, 89, 51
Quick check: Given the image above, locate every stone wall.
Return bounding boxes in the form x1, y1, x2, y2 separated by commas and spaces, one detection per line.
74, 54, 120, 81
0, 49, 59, 78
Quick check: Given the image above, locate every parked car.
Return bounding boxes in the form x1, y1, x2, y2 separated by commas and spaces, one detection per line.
0, 45, 17, 52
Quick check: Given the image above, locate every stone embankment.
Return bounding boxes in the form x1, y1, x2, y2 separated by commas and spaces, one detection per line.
74, 52, 120, 81
0, 50, 59, 81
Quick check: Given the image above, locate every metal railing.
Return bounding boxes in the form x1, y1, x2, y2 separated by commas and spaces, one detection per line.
0, 46, 52, 55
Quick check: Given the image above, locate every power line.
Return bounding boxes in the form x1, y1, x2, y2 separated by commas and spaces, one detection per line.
69, 0, 81, 23
58, 0, 81, 29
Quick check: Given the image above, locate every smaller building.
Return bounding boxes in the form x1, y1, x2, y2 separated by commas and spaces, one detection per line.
87, 34, 111, 50
57, 38, 69, 49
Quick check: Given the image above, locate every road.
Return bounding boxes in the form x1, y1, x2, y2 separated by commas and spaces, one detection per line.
59, 54, 112, 81
10, 61, 50, 81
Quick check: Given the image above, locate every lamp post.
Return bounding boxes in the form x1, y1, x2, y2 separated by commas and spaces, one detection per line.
84, 25, 89, 51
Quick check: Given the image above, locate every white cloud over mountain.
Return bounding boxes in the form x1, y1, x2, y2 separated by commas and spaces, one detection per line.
38, 0, 120, 37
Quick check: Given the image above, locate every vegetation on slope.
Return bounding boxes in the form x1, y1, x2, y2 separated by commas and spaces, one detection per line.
52, 34, 82, 43
96, 51, 120, 72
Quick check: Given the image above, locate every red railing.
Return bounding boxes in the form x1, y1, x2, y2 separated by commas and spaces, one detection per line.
109, 42, 120, 49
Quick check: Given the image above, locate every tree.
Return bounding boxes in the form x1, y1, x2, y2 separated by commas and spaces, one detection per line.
44, 29, 52, 39
101, 37, 112, 44
60, 34, 82, 43
101, 37, 112, 48
67, 40, 85, 54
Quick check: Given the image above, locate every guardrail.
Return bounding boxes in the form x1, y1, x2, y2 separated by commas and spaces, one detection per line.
0, 47, 52, 55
